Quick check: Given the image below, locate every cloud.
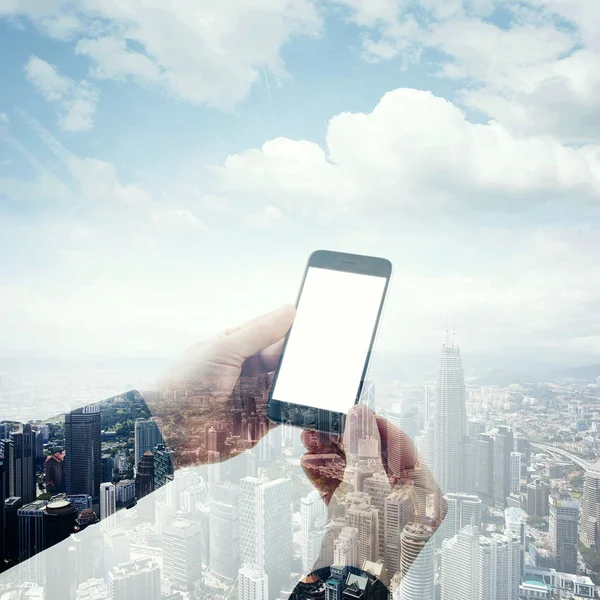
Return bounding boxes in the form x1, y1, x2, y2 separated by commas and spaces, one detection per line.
24, 56, 98, 132
329, 1, 600, 141
244, 205, 286, 228
217, 88, 600, 216
0, 112, 8, 124
7, 0, 322, 110
428, 16, 600, 142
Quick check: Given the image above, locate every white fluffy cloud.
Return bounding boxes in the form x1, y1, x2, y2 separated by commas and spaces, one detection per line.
5, 0, 322, 110
24, 56, 98, 132
330, 0, 600, 141
218, 88, 600, 215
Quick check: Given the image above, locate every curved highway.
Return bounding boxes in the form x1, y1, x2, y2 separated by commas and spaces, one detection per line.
531, 442, 594, 471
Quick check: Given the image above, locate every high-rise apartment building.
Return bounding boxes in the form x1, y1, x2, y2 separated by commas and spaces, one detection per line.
434, 334, 467, 518
65, 408, 102, 509
581, 460, 600, 549
115, 479, 136, 506
238, 564, 269, 600
549, 493, 579, 574
509, 452, 522, 495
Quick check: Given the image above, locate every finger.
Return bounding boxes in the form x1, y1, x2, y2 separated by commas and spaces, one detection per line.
240, 338, 286, 378
376, 415, 439, 521
259, 337, 285, 373
342, 404, 381, 464
225, 304, 295, 360
300, 440, 346, 505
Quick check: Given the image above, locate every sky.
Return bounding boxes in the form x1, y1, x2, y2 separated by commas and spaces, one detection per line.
1, 0, 600, 364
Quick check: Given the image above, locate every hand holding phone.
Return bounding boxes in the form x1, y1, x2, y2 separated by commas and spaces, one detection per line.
267, 250, 392, 434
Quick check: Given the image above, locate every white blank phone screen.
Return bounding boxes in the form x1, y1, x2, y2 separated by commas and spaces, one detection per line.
272, 267, 387, 413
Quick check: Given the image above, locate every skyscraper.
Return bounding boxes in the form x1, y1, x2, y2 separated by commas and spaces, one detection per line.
440, 525, 480, 600
103, 527, 131, 581
209, 483, 240, 580
4, 496, 22, 562
65, 408, 102, 509
45, 452, 65, 492
135, 451, 155, 500
108, 558, 161, 600
526, 479, 550, 517
240, 477, 292, 597
163, 518, 203, 591
153, 444, 175, 489
301, 490, 328, 573
505, 507, 528, 575
346, 503, 379, 566
423, 386, 433, 425
134, 418, 163, 467
433, 333, 467, 518
494, 426, 514, 509
478, 530, 521, 600
100, 482, 116, 521
581, 460, 600, 549
395, 523, 435, 600
549, 493, 579, 574
101, 454, 114, 483
333, 527, 359, 567
509, 452, 522, 495
18, 499, 48, 563
477, 433, 495, 505
363, 473, 391, 559
7, 424, 37, 505
443, 526, 520, 600
384, 487, 414, 576
443, 492, 482, 539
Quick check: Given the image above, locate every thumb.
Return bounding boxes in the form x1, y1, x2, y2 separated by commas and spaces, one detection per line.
225, 304, 295, 360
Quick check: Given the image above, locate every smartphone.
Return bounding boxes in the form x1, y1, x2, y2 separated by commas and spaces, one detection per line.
267, 250, 392, 435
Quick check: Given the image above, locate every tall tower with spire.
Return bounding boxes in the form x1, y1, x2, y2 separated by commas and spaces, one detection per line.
433, 330, 467, 519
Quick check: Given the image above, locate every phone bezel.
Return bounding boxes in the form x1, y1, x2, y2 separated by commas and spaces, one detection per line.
266, 249, 392, 435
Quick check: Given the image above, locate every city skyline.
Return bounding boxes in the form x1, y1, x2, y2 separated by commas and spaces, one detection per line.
1, 329, 600, 599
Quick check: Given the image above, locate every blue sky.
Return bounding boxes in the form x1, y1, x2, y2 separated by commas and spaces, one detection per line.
2, 0, 600, 362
